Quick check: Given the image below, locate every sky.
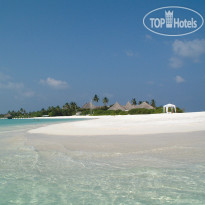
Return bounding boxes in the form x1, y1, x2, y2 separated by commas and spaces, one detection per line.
0, 0, 205, 113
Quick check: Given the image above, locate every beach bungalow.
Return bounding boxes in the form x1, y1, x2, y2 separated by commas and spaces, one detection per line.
4, 114, 12, 119
82, 102, 96, 109
124, 101, 136, 111
108, 102, 126, 111
135, 102, 154, 109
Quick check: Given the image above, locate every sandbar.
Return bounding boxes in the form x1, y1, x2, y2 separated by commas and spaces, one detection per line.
29, 112, 205, 136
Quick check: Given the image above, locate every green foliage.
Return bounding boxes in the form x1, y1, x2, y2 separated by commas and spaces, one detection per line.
103, 97, 109, 106
80, 106, 183, 116
1, 102, 79, 118
176, 107, 183, 113
151, 99, 156, 107
93, 109, 127, 116
0, 98, 184, 118
131, 98, 137, 105
155, 107, 163, 113
93, 94, 99, 103
128, 107, 163, 115
80, 109, 92, 115
80, 107, 165, 116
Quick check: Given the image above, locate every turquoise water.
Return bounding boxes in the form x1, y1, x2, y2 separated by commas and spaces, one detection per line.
0, 120, 205, 204
0, 118, 86, 128
0, 118, 87, 133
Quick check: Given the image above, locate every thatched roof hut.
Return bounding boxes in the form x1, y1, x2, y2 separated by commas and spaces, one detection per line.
135, 102, 154, 109
108, 102, 126, 111
4, 114, 12, 119
124, 101, 136, 111
82, 102, 96, 109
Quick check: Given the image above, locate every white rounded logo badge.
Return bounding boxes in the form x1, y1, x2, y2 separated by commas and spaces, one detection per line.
143, 6, 204, 36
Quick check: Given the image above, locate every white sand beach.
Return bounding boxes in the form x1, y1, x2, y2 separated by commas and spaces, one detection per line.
29, 112, 205, 136
26, 112, 205, 162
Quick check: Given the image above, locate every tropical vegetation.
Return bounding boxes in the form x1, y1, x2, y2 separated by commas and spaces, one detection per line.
0, 97, 183, 118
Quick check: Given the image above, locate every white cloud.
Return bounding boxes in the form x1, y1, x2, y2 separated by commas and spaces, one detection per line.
40, 77, 68, 89
147, 81, 155, 85
0, 72, 11, 81
169, 39, 205, 68
145, 34, 152, 40
173, 39, 205, 61
0, 72, 35, 100
22, 91, 35, 97
169, 57, 183, 69
175, 75, 185, 83
0, 82, 24, 90
0, 81, 35, 98
0, 72, 24, 90
125, 50, 138, 57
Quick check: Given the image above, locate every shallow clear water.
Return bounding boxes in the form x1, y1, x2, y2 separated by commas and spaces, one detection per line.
0, 121, 205, 205
0, 118, 86, 132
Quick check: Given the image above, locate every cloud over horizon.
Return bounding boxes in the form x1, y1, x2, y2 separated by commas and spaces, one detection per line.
169, 39, 205, 68
125, 50, 138, 57
169, 57, 183, 69
40, 77, 68, 89
0, 72, 35, 99
0, 81, 24, 90
175, 75, 185, 83
0, 72, 24, 90
145, 34, 152, 40
0, 72, 11, 81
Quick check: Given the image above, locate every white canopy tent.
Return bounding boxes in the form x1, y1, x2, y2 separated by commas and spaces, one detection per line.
163, 104, 176, 113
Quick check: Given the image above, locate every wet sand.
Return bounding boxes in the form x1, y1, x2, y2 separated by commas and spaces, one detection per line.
26, 131, 205, 164
25, 112, 205, 162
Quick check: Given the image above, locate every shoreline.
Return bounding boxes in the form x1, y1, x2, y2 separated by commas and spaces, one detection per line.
26, 131, 205, 159
28, 111, 205, 136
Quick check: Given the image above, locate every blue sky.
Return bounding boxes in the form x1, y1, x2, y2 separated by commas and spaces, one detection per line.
0, 0, 205, 113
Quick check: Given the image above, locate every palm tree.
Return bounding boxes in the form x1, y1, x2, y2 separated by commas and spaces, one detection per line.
93, 94, 99, 104
20, 108, 24, 114
19, 108, 26, 117
138, 101, 142, 105
151, 99, 156, 107
55, 106, 61, 116
103, 97, 109, 106
63, 103, 70, 110
131, 98, 137, 105
70, 101, 77, 113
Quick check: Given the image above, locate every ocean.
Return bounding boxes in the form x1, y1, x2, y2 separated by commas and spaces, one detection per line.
0, 118, 86, 131
0, 119, 205, 204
